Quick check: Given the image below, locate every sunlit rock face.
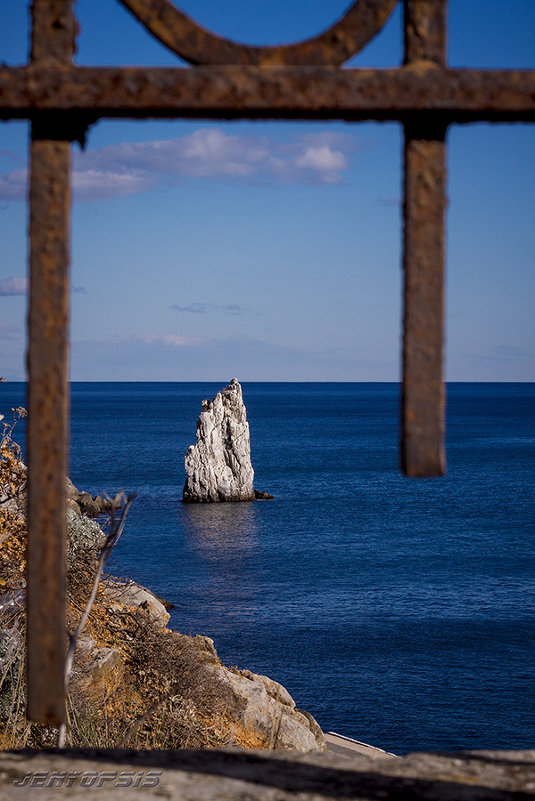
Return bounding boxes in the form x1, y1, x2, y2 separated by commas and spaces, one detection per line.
183, 379, 255, 503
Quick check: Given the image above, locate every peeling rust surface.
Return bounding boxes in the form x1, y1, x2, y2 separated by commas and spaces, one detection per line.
26, 0, 76, 727
118, 0, 397, 66
404, 0, 447, 66
401, 131, 446, 477
27, 133, 71, 726
399, 0, 447, 477
1, 66, 534, 121
31, 0, 77, 64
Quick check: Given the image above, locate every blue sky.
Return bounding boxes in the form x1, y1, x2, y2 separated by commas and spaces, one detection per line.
0, 0, 534, 381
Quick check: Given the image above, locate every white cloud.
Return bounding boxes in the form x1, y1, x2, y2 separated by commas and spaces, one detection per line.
72, 168, 154, 199
0, 128, 356, 202
295, 145, 347, 180
0, 169, 26, 201
0, 276, 27, 296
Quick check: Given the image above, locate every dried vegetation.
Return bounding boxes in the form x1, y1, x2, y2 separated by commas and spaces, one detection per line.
0, 408, 245, 750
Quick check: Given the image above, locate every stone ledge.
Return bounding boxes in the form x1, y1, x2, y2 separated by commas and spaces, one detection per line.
1, 747, 534, 799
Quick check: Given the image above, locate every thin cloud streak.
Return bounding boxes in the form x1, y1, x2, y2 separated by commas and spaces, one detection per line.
0, 323, 23, 341
468, 345, 535, 363
0, 276, 27, 296
0, 129, 356, 202
0, 276, 85, 297
68, 333, 398, 381
169, 302, 247, 316
0, 169, 27, 201
136, 334, 205, 347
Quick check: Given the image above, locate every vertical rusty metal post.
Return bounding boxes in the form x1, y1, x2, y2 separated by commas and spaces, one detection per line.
26, 0, 76, 725
403, 0, 447, 66
401, 0, 448, 477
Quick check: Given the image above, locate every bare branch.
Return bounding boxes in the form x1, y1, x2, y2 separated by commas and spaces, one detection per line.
58, 491, 137, 747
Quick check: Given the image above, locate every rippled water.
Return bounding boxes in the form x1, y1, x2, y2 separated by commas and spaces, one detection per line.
3, 382, 534, 753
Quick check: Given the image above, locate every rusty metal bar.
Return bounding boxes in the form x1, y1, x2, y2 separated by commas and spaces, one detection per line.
27, 133, 71, 724
0, 0, 529, 740
404, 0, 446, 65
118, 0, 398, 66
401, 125, 447, 476
1, 66, 535, 122
26, 0, 75, 726
30, 0, 77, 64
401, 0, 447, 477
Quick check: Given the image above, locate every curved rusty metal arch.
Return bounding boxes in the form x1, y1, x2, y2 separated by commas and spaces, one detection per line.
118, 0, 397, 66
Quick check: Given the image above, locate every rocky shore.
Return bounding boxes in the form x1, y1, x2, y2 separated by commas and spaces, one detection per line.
0, 443, 322, 751
67, 554, 326, 752
65, 477, 118, 518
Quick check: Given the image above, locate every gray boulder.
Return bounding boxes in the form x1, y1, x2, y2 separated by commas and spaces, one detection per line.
101, 579, 170, 627
206, 665, 326, 752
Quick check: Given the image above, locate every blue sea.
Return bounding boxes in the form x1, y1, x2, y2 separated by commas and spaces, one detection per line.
2, 382, 535, 754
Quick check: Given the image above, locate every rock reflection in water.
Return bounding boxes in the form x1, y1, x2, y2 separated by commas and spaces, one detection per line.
180, 502, 258, 561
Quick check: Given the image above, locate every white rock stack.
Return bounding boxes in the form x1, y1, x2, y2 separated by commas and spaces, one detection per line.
183, 379, 256, 503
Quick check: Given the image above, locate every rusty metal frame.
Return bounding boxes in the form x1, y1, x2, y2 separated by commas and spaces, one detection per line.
0, 0, 533, 725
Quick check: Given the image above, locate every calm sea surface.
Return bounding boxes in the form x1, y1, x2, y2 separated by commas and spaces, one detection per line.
3, 382, 535, 754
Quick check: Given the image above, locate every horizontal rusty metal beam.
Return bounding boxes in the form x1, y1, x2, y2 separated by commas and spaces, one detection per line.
1, 66, 534, 122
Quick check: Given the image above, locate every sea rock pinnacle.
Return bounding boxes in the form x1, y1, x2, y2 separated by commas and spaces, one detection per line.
183, 379, 256, 503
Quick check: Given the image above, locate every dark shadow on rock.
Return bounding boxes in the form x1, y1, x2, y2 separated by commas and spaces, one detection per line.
254, 490, 274, 500
442, 751, 535, 768
8, 749, 535, 800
